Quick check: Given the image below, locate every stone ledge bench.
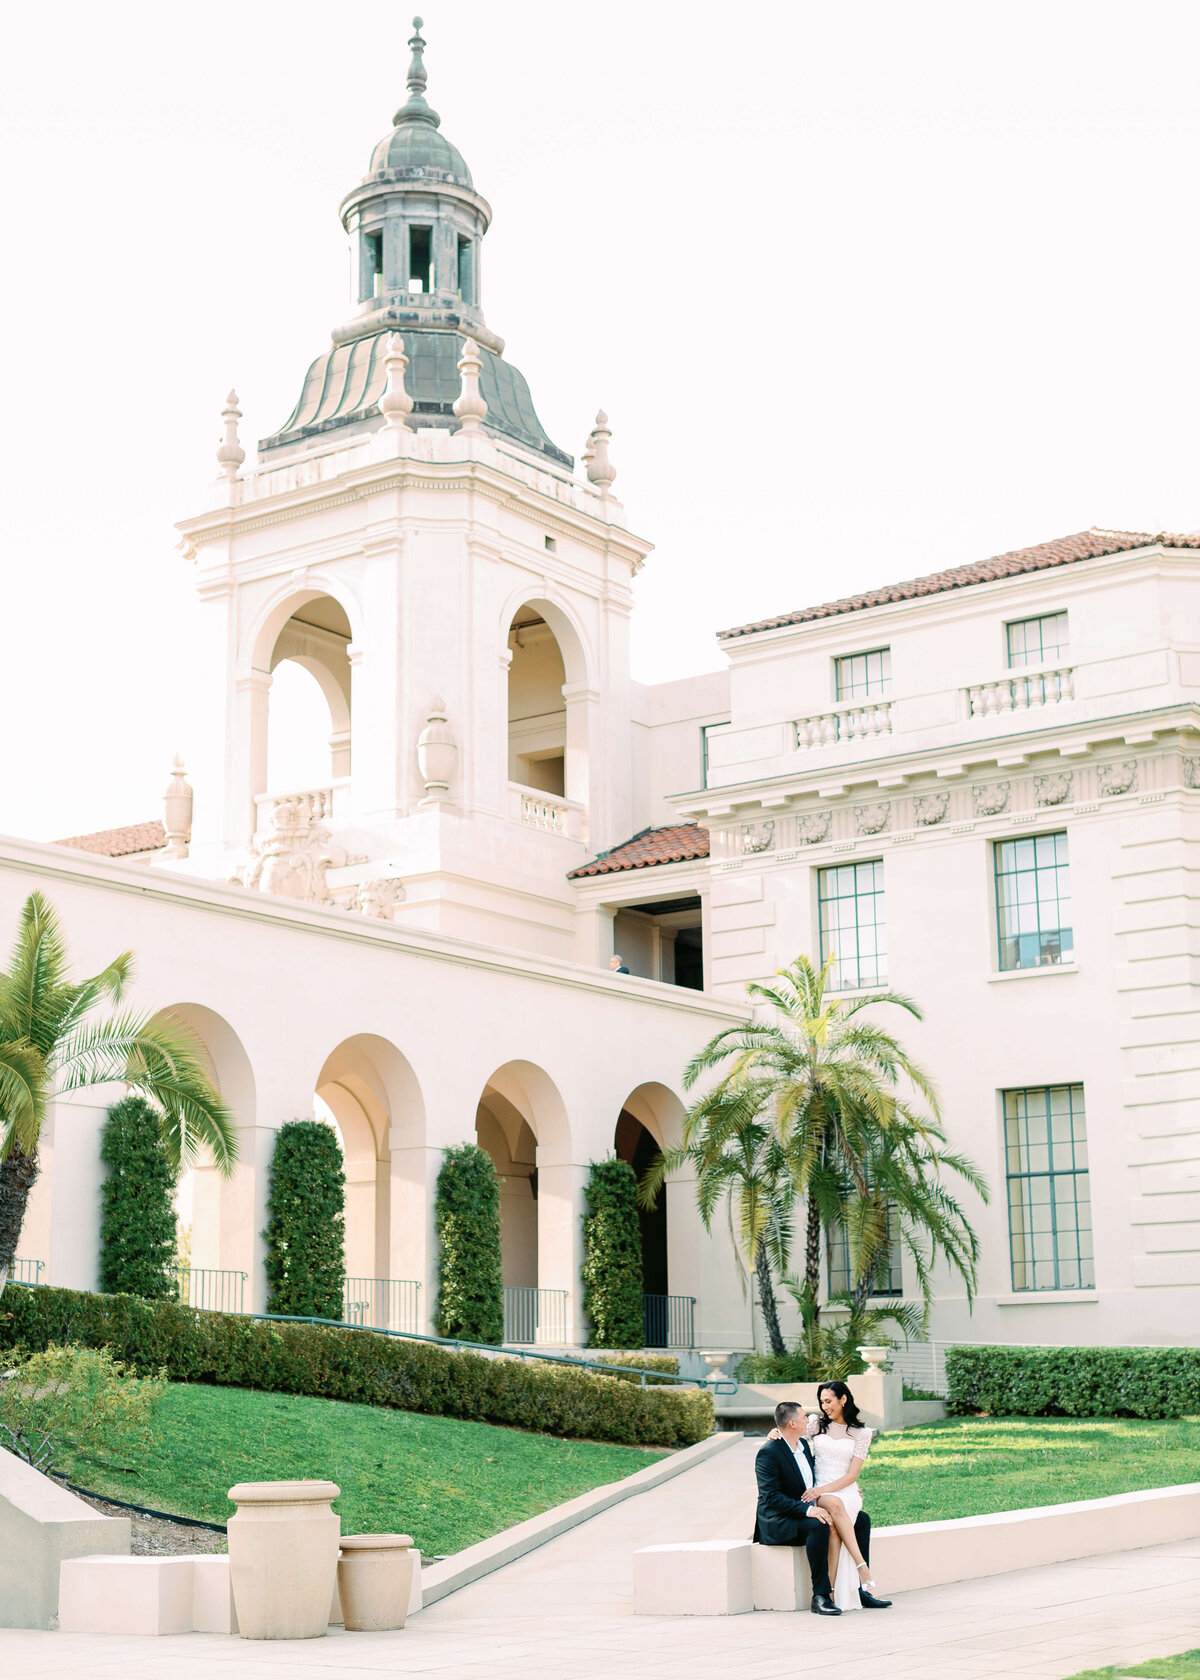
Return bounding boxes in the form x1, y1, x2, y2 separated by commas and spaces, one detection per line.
634, 1482, 1200, 1616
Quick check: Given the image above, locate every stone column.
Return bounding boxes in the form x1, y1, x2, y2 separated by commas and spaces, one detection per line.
535, 1159, 588, 1345
232, 670, 272, 850
388, 1137, 441, 1334
574, 903, 616, 969
658, 927, 678, 986
561, 680, 600, 833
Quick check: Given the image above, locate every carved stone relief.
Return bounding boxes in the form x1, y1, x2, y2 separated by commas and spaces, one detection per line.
1097, 760, 1137, 797
742, 821, 775, 854
797, 810, 832, 845
352, 878, 406, 920
1034, 771, 1073, 807
1184, 758, 1200, 790
913, 790, 950, 826
972, 782, 1010, 816
238, 794, 345, 903
854, 802, 891, 836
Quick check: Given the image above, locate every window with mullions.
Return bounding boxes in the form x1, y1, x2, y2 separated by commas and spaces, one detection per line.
1007, 612, 1068, 670
994, 831, 1072, 971
1005, 1084, 1094, 1291
827, 1212, 903, 1298
819, 860, 886, 990
835, 648, 891, 703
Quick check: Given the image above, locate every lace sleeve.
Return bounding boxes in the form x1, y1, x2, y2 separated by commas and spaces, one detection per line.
851, 1426, 872, 1462
805, 1414, 821, 1439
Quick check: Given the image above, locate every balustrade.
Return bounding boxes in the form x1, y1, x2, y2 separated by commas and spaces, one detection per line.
509, 782, 585, 841
794, 701, 892, 750
966, 665, 1075, 718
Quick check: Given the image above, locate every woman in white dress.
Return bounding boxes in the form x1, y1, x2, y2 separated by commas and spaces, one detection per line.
803, 1380, 879, 1610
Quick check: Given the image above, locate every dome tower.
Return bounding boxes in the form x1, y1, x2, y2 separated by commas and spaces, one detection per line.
260, 18, 569, 466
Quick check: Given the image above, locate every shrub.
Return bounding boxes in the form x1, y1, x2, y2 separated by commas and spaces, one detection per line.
592, 1353, 679, 1384
264, 1122, 345, 1319
434, 1144, 504, 1344
737, 1350, 812, 1383
581, 1158, 644, 1349
98, 1096, 178, 1301
946, 1344, 1200, 1419
0, 1342, 164, 1472
0, 1285, 713, 1450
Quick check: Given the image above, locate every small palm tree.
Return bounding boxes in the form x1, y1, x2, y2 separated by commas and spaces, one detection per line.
0, 892, 239, 1284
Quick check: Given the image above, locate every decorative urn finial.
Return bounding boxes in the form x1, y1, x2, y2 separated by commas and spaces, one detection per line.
453, 339, 488, 434
379, 334, 414, 432
216, 390, 245, 481
393, 15, 440, 128
417, 697, 458, 804
163, 753, 194, 858
585, 409, 616, 490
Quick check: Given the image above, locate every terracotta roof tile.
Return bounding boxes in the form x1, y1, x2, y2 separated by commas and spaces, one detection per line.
718, 528, 1200, 640
55, 820, 166, 858
568, 823, 710, 879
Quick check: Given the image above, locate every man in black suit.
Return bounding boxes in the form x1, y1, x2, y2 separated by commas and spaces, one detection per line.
753, 1399, 892, 1615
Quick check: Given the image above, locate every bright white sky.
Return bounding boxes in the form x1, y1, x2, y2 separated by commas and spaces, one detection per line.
2, 0, 1198, 839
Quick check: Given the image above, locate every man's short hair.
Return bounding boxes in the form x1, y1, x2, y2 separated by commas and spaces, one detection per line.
774, 1400, 804, 1429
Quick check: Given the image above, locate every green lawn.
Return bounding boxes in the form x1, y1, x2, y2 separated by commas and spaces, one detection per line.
1063, 1653, 1200, 1680
62, 1381, 667, 1556
867, 1416, 1200, 1527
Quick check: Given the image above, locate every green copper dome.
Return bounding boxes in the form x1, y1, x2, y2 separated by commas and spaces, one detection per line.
367, 124, 472, 186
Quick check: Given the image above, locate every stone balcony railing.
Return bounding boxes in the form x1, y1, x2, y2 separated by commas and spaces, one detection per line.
794, 700, 893, 750
509, 782, 586, 842
253, 779, 350, 842
965, 665, 1075, 719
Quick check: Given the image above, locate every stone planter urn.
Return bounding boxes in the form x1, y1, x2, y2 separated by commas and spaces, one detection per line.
338, 1533, 416, 1631
227, 1480, 340, 1640
857, 1346, 891, 1374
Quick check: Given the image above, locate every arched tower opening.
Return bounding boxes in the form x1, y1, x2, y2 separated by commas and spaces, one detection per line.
266, 595, 353, 798
507, 606, 567, 797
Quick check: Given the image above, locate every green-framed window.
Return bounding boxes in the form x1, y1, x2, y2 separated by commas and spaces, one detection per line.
835, 647, 891, 703
1005, 1084, 1094, 1291
1007, 612, 1068, 669
819, 860, 886, 991
994, 831, 1072, 971
827, 1212, 903, 1298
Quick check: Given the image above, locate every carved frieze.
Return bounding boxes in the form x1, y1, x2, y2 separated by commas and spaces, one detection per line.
353, 877, 406, 920
972, 782, 1010, 816
854, 802, 891, 836
238, 793, 345, 904
1034, 771, 1073, 807
742, 821, 775, 854
797, 811, 832, 845
1097, 761, 1137, 797
913, 790, 950, 826
1184, 757, 1200, 790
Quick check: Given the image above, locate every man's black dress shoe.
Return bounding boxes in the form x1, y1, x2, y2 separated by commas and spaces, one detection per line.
859, 1588, 893, 1609
810, 1594, 841, 1615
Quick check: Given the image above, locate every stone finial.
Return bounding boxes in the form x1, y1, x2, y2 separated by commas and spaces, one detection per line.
453, 339, 488, 433
216, 390, 245, 481
585, 409, 616, 490
417, 696, 457, 803
379, 334, 414, 431
163, 753, 193, 859
393, 15, 441, 129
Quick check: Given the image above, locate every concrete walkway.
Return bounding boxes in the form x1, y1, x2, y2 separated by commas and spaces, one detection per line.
3, 1437, 1200, 1678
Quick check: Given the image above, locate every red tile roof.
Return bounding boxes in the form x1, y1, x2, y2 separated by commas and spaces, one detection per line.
568, 823, 710, 879
718, 527, 1200, 640
55, 820, 166, 858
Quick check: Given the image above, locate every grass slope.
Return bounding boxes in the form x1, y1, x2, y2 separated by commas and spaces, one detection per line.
1064, 1653, 1200, 1680
65, 1381, 667, 1556
868, 1416, 1200, 1527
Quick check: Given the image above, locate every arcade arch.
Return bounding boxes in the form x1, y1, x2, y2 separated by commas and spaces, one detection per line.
615, 1082, 691, 1348
266, 595, 353, 792
506, 598, 590, 809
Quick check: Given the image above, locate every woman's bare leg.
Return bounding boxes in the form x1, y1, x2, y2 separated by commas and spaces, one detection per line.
826, 1526, 842, 1595
814, 1496, 868, 1572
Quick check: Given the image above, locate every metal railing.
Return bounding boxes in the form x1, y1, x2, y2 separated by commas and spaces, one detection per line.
11, 1258, 44, 1286
643, 1293, 696, 1349
169, 1266, 248, 1315
503, 1285, 568, 1346
343, 1277, 421, 1333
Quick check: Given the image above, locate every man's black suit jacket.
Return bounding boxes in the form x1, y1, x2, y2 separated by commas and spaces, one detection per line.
753, 1435, 822, 1545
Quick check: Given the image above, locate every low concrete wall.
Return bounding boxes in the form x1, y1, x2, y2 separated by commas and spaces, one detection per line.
0, 1447, 130, 1629
871, 1481, 1200, 1593
714, 1370, 905, 1432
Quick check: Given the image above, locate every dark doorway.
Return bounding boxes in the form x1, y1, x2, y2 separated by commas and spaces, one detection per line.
615, 1109, 667, 1296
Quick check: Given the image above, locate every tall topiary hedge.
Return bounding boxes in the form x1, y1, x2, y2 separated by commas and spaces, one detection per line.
434, 1143, 504, 1344
264, 1121, 345, 1319
98, 1096, 178, 1300
582, 1157, 644, 1349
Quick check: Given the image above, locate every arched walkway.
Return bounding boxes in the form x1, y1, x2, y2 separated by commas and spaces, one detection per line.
616, 1082, 694, 1349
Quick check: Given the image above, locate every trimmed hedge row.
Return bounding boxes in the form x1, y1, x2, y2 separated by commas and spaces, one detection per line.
593, 1353, 680, 1385
0, 1286, 713, 1449
947, 1343, 1200, 1419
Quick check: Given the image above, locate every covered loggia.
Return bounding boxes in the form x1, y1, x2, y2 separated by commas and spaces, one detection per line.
505, 598, 593, 838
615, 1082, 696, 1349
264, 594, 353, 801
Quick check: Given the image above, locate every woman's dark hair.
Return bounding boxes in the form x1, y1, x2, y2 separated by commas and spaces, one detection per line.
815, 1380, 865, 1433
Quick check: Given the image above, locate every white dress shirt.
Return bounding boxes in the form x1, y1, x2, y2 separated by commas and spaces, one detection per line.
788, 1435, 815, 1489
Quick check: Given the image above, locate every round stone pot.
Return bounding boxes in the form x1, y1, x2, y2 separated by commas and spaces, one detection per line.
337, 1533, 416, 1632
227, 1479, 341, 1640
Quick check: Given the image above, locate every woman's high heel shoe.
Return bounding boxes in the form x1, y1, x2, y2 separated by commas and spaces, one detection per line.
856, 1561, 880, 1594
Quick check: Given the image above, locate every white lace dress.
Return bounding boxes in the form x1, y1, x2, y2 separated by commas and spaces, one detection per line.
806, 1416, 872, 1610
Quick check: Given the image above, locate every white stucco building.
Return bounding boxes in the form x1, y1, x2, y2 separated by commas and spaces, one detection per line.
10, 22, 1200, 1356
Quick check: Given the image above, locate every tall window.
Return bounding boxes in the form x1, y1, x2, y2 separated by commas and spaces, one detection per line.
701, 721, 732, 788
819, 860, 886, 990
828, 1211, 903, 1298
994, 832, 1072, 971
1005, 1084, 1094, 1291
835, 647, 891, 703
408, 225, 432, 293
1007, 612, 1068, 668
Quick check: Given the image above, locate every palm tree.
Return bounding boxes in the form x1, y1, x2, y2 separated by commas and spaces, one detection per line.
0, 892, 239, 1284
663, 952, 986, 1339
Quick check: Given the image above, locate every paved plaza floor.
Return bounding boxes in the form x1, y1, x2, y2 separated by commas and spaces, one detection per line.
3, 1435, 1198, 1678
